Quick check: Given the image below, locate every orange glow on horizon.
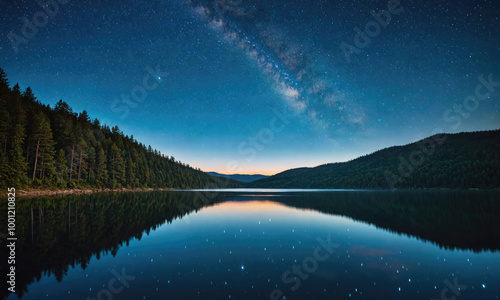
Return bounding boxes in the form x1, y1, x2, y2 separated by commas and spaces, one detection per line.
204, 169, 284, 177
195, 152, 360, 176
201, 200, 290, 214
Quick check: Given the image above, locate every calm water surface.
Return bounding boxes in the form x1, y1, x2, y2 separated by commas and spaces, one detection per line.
2, 190, 499, 300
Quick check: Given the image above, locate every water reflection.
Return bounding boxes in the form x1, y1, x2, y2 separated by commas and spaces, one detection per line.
1, 190, 499, 299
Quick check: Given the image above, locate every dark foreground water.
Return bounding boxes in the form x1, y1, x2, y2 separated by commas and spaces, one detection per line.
1, 189, 500, 300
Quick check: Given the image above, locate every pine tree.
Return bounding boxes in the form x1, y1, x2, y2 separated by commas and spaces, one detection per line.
126, 153, 136, 188
0, 67, 244, 190
95, 147, 108, 187
0, 67, 10, 96
9, 124, 28, 186
109, 143, 126, 188
12, 83, 21, 96
53, 100, 74, 147
0, 109, 10, 153
32, 112, 56, 182
0, 151, 9, 186
55, 149, 68, 186
22, 87, 37, 104
69, 126, 84, 182
87, 147, 96, 184
76, 138, 87, 182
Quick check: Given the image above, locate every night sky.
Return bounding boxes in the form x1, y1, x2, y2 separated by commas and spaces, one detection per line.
1, 0, 499, 174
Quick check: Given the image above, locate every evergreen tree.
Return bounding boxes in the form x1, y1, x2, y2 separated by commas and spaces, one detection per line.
95, 147, 108, 187
76, 138, 87, 182
0, 67, 10, 96
9, 124, 28, 186
87, 147, 96, 184
0, 67, 242, 190
22, 87, 37, 104
0, 109, 10, 153
126, 153, 136, 188
55, 149, 68, 186
32, 112, 56, 181
0, 151, 9, 186
109, 143, 125, 188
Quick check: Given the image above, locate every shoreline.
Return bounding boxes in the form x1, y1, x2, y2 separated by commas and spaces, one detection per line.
5, 186, 498, 198
6, 187, 174, 198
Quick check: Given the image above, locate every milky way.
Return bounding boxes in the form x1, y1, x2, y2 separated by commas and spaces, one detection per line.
184, 0, 365, 130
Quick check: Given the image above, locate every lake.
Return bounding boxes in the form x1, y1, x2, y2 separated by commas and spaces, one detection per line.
2, 189, 500, 300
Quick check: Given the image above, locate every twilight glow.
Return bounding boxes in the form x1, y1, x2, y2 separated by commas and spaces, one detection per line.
1, 0, 499, 174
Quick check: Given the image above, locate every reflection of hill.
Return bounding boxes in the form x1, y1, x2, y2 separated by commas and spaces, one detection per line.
1, 190, 499, 299
0, 192, 212, 299
271, 190, 500, 253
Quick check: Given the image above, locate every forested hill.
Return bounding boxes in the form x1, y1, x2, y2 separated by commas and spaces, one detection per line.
207, 172, 269, 182
0, 67, 241, 189
249, 130, 500, 189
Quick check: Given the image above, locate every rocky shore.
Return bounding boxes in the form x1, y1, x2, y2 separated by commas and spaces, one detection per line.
6, 188, 172, 198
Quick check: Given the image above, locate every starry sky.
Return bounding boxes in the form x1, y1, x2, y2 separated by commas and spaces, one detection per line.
1, 0, 499, 175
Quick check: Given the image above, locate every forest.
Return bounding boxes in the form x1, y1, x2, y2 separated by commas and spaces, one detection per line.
0, 67, 240, 190
249, 129, 500, 189
2, 65, 499, 191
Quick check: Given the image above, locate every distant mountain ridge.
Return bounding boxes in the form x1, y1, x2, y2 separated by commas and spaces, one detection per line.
208, 172, 269, 183
248, 129, 500, 189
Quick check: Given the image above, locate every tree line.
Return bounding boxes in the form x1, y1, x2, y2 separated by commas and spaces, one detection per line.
0, 67, 240, 189
250, 129, 500, 189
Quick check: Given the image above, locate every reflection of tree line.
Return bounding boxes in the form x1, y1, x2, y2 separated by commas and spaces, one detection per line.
273, 190, 500, 253
2, 191, 499, 299
1, 191, 214, 299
